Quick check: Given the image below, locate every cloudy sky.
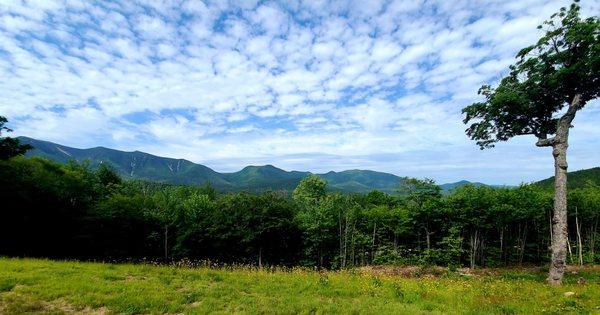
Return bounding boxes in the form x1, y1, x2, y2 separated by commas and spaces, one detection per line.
1, 0, 599, 185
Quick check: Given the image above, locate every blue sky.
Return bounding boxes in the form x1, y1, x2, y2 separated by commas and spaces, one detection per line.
1, 0, 599, 185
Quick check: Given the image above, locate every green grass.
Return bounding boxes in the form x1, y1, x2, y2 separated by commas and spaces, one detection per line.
1, 258, 599, 314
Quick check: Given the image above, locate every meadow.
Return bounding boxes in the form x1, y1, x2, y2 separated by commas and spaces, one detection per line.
1, 258, 599, 314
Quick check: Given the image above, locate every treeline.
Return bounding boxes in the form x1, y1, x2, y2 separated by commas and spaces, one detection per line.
1, 156, 599, 268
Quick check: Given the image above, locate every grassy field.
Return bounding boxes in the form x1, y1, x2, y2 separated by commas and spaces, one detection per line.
1, 258, 599, 314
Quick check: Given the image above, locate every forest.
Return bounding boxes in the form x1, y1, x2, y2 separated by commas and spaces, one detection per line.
2, 155, 599, 269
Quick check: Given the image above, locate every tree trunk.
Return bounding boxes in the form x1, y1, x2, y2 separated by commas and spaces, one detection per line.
519, 223, 528, 266
589, 217, 598, 260
567, 237, 573, 264
338, 212, 343, 268
343, 214, 349, 268
537, 94, 581, 285
371, 222, 377, 262
318, 248, 323, 269
575, 207, 583, 266
258, 246, 263, 268
499, 228, 504, 265
469, 230, 479, 269
425, 228, 431, 252
547, 135, 569, 283
480, 238, 485, 267
164, 225, 168, 260
351, 221, 356, 266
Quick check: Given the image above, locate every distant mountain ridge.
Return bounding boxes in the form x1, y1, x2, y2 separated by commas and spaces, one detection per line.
438, 180, 489, 192
19, 136, 493, 194
535, 167, 600, 189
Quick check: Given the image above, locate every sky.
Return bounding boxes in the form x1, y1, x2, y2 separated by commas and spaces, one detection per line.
1, 0, 599, 185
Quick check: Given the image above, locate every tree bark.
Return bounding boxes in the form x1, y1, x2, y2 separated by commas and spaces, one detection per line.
567, 237, 573, 264
338, 212, 343, 268
499, 228, 505, 265
547, 131, 569, 284
371, 222, 377, 262
425, 228, 431, 252
537, 94, 581, 285
576, 207, 583, 266
164, 225, 168, 260
589, 217, 598, 259
518, 223, 528, 266
343, 214, 349, 268
469, 230, 479, 269
350, 221, 356, 266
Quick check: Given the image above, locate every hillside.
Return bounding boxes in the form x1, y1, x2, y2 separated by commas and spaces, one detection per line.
18, 137, 491, 194
535, 167, 600, 190
18, 137, 404, 193
439, 180, 488, 192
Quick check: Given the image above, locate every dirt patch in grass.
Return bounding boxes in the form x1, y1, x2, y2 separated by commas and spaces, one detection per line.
358, 265, 448, 277
46, 298, 109, 314
1, 295, 109, 315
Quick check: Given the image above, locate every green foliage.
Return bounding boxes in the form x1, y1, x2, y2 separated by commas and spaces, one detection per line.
1, 155, 599, 268
294, 177, 337, 267
0, 116, 31, 160
96, 163, 122, 187
293, 174, 327, 202
462, 2, 600, 148
435, 226, 464, 268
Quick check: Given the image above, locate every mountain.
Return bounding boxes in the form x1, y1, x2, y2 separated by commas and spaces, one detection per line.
222, 165, 309, 191
20, 136, 232, 188
18, 137, 404, 193
439, 180, 488, 193
319, 170, 404, 194
18, 136, 493, 194
535, 167, 600, 190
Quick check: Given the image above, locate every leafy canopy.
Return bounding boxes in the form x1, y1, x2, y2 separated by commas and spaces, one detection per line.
293, 174, 327, 202
0, 116, 32, 160
462, 1, 600, 149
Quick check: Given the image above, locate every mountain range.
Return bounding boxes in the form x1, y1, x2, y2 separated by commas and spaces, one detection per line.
17, 136, 518, 194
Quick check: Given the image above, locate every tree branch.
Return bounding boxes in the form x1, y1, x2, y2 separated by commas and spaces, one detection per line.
536, 137, 556, 147
536, 94, 582, 147
556, 94, 581, 135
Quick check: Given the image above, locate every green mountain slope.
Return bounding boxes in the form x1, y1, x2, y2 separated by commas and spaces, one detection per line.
18, 136, 488, 193
20, 137, 233, 189
319, 170, 402, 194
535, 167, 600, 190
222, 165, 309, 192
439, 180, 488, 192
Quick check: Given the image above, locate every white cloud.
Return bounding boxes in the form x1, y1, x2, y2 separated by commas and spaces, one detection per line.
1, 0, 598, 184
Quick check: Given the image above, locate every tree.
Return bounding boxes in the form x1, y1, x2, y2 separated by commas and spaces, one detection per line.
149, 187, 182, 260
449, 185, 496, 268
462, 2, 599, 284
400, 178, 442, 259
293, 174, 327, 202
293, 175, 336, 267
96, 163, 122, 188
0, 116, 32, 160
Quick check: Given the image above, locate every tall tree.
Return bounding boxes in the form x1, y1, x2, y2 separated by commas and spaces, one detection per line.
400, 178, 442, 261
462, 2, 599, 284
0, 116, 32, 160
293, 175, 336, 267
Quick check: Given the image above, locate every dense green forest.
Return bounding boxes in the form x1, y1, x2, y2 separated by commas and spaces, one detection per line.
1, 155, 599, 269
